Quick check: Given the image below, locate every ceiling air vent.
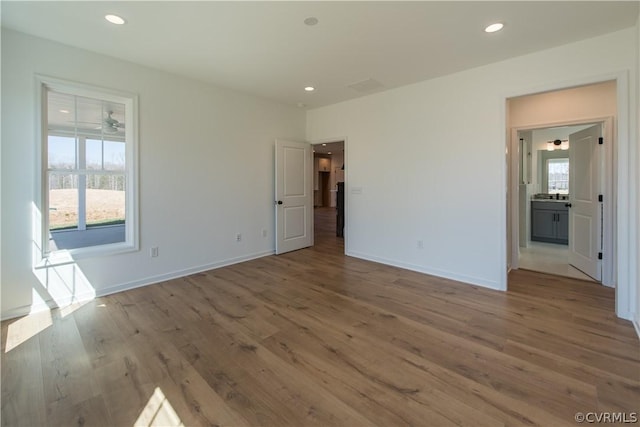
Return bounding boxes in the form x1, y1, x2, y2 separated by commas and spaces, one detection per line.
347, 78, 384, 93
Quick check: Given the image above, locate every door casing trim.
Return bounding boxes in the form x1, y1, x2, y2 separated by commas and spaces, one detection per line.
502, 70, 633, 320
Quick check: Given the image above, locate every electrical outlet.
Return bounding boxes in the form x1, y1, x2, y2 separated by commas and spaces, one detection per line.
150, 246, 159, 257
417, 240, 423, 249
236, 233, 242, 242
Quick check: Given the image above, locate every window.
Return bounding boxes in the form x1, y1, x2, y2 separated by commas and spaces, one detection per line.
40, 78, 137, 257
547, 158, 569, 194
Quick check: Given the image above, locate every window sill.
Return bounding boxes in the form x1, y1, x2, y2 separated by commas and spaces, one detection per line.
35, 242, 138, 269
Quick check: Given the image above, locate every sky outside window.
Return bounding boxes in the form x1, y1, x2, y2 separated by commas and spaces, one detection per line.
49, 136, 124, 170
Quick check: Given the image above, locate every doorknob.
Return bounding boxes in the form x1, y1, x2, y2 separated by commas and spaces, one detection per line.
276, 200, 283, 205
565, 203, 572, 208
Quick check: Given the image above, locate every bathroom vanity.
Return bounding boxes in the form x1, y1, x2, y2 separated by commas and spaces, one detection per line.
531, 200, 569, 244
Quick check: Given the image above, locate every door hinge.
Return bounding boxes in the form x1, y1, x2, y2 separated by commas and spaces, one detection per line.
598, 194, 603, 202
598, 252, 603, 260
598, 137, 604, 145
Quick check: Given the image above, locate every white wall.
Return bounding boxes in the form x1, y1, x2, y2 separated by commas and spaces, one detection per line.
307, 27, 638, 316
1, 30, 305, 319
509, 80, 617, 127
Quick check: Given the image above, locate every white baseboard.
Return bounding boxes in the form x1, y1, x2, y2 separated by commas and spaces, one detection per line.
346, 250, 503, 291
633, 316, 640, 340
1, 304, 53, 322
96, 249, 274, 298
1, 250, 274, 321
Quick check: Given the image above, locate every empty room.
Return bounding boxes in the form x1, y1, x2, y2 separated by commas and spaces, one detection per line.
1, 2, 639, 426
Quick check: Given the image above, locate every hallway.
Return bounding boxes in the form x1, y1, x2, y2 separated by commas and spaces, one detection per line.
313, 206, 344, 252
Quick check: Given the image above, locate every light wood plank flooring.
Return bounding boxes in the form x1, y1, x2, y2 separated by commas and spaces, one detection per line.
2, 207, 638, 426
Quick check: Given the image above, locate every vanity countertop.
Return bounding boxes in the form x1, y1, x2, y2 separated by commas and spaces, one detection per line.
531, 199, 568, 203
532, 193, 569, 201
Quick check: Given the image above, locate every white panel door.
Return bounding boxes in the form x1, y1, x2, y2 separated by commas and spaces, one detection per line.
568, 124, 602, 280
275, 139, 312, 254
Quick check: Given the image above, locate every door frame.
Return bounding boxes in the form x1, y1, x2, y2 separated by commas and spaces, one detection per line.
508, 117, 614, 286
309, 137, 348, 253
504, 72, 634, 321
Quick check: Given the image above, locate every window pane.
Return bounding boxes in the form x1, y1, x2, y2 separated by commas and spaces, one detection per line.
49, 173, 126, 249
86, 139, 125, 171
104, 141, 125, 171
548, 158, 569, 194
86, 139, 103, 170
47, 91, 77, 135
49, 172, 78, 230
86, 174, 126, 228
48, 136, 77, 169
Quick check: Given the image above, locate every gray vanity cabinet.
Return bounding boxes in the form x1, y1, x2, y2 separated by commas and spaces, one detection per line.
531, 201, 569, 244
555, 210, 569, 242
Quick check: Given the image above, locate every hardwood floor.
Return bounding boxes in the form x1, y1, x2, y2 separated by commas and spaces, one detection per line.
2, 207, 638, 426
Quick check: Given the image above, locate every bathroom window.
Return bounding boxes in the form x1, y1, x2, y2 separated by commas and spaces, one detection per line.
547, 158, 569, 194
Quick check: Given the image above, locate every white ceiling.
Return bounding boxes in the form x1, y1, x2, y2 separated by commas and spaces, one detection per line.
2, 1, 638, 109
313, 140, 344, 155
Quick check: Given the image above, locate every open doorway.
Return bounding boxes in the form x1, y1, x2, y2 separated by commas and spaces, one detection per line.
517, 123, 601, 281
507, 80, 617, 289
311, 140, 345, 250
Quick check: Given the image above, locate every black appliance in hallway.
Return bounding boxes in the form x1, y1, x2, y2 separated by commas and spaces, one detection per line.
336, 182, 344, 237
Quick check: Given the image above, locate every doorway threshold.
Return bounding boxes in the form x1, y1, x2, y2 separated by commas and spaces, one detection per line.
519, 241, 595, 282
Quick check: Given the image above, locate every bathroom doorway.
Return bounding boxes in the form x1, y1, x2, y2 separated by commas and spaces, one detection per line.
517, 124, 597, 281
507, 80, 617, 288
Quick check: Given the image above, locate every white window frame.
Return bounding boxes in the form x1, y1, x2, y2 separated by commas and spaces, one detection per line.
36, 75, 139, 260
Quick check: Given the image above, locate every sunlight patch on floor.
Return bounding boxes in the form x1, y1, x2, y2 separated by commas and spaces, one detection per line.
134, 387, 184, 427
4, 308, 52, 353
58, 300, 92, 318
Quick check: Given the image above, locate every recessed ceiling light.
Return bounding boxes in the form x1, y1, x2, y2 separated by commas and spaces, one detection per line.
484, 23, 504, 33
304, 17, 319, 26
105, 14, 126, 25
304, 86, 315, 92
59, 109, 70, 114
